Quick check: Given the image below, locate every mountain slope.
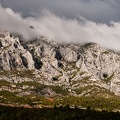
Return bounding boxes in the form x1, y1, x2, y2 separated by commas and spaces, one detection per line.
0, 30, 120, 102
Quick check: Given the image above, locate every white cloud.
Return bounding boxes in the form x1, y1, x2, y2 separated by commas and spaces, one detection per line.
0, 5, 120, 51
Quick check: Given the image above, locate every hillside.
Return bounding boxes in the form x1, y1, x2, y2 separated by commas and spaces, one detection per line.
0, 30, 120, 110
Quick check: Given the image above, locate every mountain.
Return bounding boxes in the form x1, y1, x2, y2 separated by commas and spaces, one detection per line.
0, 30, 120, 110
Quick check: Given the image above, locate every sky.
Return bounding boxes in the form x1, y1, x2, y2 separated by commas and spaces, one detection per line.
0, 0, 120, 51
1, 0, 120, 23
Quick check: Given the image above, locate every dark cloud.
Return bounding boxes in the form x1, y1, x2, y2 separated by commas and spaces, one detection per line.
1, 0, 120, 23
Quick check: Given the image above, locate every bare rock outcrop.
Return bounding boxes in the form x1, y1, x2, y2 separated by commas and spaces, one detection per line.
0, 31, 120, 96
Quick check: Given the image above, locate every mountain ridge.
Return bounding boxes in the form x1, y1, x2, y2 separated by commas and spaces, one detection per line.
0, 30, 120, 99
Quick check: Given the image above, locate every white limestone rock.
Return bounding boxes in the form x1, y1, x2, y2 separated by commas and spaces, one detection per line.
0, 31, 120, 96
60, 47, 79, 62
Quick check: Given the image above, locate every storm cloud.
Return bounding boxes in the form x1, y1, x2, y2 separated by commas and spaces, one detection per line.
1, 0, 120, 23
0, 0, 120, 51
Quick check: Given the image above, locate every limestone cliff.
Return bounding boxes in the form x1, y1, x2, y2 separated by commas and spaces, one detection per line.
0, 31, 120, 97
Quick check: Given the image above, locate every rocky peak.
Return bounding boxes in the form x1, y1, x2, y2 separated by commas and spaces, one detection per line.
0, 31, 34, 70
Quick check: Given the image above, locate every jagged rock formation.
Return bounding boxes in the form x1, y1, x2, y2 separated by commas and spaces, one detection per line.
0, 31, 120, 97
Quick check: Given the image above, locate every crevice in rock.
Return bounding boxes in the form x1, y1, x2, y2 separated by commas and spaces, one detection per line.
55, 50, 62, 60
103, 73, 108, 78
14, 43, 18, 48
9, 57, 18, 69
33, 57, 43, 70
77, 54, 80, 60
58, 62, 63, 68
0, 41, 3, 47
28, 48, 43, 70
20, 56, 28, 68
52, 77, 58, 81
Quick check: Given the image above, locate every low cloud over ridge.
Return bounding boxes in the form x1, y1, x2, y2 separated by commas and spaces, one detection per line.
0, 4, 120, 51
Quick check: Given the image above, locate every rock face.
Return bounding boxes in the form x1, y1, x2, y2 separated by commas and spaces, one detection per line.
0, 31, 120, 96
0, 31, 34, 70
